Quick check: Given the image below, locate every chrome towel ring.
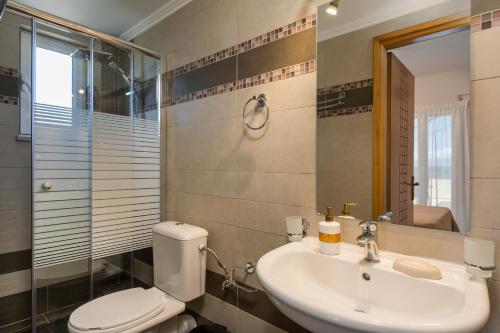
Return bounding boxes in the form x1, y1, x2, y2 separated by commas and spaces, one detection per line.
242, 93, 269, 130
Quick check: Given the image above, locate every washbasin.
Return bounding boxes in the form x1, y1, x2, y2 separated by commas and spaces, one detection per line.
256, 237, 489, 333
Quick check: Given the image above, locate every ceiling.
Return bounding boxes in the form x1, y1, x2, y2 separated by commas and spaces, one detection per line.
318, 0, 470, 41
391, 30, 470, 77
14, 0, 182, 38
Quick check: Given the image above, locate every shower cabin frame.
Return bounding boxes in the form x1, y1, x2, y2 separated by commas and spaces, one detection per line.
4, 2, 160, 331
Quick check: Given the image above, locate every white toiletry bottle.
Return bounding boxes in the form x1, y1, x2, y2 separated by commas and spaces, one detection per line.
319, 206, 341, 255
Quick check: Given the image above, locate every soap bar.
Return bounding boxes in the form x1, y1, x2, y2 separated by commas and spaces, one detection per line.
393, 258, 442, 280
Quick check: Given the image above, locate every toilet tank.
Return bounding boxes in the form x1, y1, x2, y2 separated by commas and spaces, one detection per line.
152, 221, 208, 302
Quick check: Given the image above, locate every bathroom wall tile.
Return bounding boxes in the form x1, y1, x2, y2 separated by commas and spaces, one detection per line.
471, 178, 500, 230
480, 279, 500, 333
235, 228, 287, 289
237, 310, 286, 333
470, 227, 500, 281
133, 258, 154, 287
0, 269, 31, 298
237, 172, 316, 208
166, 126, 175, 170
320, 131, 372, 173
187, 293, 238, 333
173, 56, 237, 97
0, 106, 20, 127
237, 106, 316, 174
237, 28, 316, 80
236, 200, 315, 236
175, 192, 238, 226
472, 27, 500, 80
172, 90, 238, 127
379, 223, 465, 263
237, 73, 316, 113
170, 0, 238, 68
0, 75, 19, 98
175, 170, 238, 198
0, 168, 30, 190
471, 78, 500, 178
236, 0, 319, 43
473, 0, 500, 15
174, 118, 238, 172
0, 209, 30, 254
0, 189, 30, 211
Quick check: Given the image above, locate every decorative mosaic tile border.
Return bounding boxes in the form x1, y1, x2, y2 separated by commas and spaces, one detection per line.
0, 66, 18, 77
166, 14, 316, 79
471, 9, 500, 32
317, 79, 373, 96
318, 105, 373, 118
0, 95, 19, 106
164, 60, 316, 106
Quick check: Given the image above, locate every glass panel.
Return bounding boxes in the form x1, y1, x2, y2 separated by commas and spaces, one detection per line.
90, 42, 160, 295
0, 10, 33, 332
33, 20, 93, 329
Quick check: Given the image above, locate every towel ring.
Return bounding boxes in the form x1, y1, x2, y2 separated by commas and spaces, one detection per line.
243, 94, 269, 130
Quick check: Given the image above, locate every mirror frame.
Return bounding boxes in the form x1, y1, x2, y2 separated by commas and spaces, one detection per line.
371, 13, 471, 219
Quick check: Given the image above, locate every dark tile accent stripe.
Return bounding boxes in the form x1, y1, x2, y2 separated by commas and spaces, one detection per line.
172, 56, 237, 97
165, 60, 315, 106
0, 66, 18, 77
0, 75, 19, 98
238, 28, 316, 80
471, 8, 500, 32
133, 247, 153, 266
202, 270, 310, 333
472, 0, 500, 15
167, 14, 316, 79
318, 79, 373, 117
0, 249, 31, 275
0, 95, 18, 105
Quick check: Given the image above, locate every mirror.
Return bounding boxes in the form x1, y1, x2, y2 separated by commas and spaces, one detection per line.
316, 0, 471, 233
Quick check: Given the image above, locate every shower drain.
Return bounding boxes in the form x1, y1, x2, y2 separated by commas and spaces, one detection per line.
362, 272, 371, 281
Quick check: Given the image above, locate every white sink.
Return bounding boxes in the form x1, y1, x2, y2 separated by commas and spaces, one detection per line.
256, 237, 489, 333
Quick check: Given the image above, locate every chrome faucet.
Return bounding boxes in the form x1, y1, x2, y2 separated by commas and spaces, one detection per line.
356, 220, 380, 263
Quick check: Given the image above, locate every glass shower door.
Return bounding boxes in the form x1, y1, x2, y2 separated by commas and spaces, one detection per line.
32, 20, 93, 325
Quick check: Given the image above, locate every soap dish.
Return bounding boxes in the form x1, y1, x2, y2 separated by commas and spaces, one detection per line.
393, 258, 442, 280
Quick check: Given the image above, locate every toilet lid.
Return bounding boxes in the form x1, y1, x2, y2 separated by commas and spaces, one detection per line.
69, 288, 167, 332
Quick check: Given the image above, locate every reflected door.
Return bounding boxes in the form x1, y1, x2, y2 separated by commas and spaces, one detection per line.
389, 53, 415, 226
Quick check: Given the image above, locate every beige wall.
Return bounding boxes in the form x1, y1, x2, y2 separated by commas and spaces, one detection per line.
135, 0, 500, 331
415, 69, 471, 105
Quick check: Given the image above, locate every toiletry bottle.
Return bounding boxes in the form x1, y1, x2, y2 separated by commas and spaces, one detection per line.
319, 206, 341, 255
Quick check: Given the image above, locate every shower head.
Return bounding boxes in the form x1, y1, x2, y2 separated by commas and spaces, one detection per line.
0, 0, 8, 20
107, 59, 131, 85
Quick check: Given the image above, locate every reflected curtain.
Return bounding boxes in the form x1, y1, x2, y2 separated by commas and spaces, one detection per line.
414, 100, 470, 232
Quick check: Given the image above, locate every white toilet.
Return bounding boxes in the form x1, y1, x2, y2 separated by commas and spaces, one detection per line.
68, 221, 208, 333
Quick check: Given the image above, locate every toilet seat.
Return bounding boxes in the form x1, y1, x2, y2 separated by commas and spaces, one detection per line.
68, 287, 185, 333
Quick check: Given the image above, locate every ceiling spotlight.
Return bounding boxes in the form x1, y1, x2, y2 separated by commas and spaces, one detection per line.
326, 0, 339, 15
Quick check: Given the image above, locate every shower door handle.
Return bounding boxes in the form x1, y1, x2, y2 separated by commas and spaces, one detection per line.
42, 182, 52, 191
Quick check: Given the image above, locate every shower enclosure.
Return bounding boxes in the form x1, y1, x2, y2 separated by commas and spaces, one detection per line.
0, 3, 160, 332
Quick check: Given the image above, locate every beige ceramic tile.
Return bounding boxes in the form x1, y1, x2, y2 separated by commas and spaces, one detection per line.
472, 27, 500, 81
236, 199, 316, 236
235, 227, 287, 289
237, 73, 316, 114
166, 126, 175, 170
174, 170, 238, 198
471, 78, 500, 178
170, 0, 238, 68
175, 192, 237, 226
237, 310, 286, 333
378, 223, 464, 263
174, 118, 238, 172
187, 293, 238, 333
237, 106, 316, 174
236, 0, 320, 43
0, 269, 31, 297
185, 218, 238, 277
237, 172, 316, 208
173, 91, 238, 127
471, 178, 500, 230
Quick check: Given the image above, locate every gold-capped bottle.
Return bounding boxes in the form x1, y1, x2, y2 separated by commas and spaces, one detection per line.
318, 206, 341, 255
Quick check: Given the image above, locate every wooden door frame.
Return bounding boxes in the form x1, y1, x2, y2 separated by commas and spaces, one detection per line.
372, 13, 470, 219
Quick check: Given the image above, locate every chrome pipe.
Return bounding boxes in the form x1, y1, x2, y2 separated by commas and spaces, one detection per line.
5, 1, 160, 59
